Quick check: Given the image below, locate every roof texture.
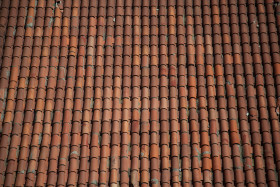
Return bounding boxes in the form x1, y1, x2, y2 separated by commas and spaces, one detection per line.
1, 0, 280, 186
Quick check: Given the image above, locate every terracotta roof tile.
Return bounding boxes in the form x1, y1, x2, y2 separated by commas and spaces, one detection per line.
1, 0, 280, 186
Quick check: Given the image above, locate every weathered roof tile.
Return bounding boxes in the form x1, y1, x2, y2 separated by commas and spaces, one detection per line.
1, 0, 280, 186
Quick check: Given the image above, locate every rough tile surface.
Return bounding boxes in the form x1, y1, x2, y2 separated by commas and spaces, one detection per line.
0, 0, 280, 186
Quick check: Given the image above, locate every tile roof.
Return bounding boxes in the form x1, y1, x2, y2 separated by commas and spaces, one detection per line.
0, 0, 280, 186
